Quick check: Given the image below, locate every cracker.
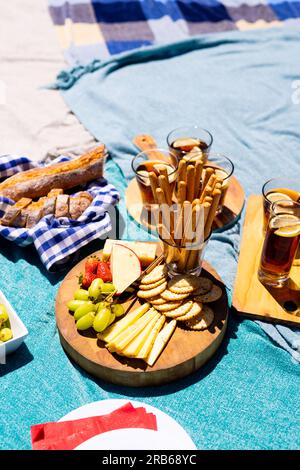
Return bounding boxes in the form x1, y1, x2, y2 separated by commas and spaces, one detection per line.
148, 296, 167, 306
163, 301, 194, 318
185, 306, 214, 330
160, 289, 190, 301
155, 301, 183, 312
177, 301, 202, 321
194, 284, 222, 303
141, 265, 167, 285
139, 277, 166, 291
192, 277, 213, 295
168, 274, 201, 294
137, 281, 167, 299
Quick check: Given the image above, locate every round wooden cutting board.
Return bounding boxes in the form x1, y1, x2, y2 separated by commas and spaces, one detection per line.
125, 176, 244, 233
55, 252, 228, 387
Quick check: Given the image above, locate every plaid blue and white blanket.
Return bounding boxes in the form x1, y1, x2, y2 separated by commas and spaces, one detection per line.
48, 0, 300, 65
0, 155, 119, 271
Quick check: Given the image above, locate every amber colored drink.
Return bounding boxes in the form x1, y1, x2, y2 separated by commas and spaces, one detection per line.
263, 188, 300, 232
136, 160, 177, 206
170, 138, 209, 163
258, 213, 300, 286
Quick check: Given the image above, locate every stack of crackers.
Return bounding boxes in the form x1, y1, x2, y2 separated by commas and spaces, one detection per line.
137, 265, 223, 331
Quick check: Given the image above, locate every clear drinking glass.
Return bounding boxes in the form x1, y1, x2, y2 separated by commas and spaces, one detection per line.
258, 200, 300, 287
167, 125, 213, 164
262, 178, 300, 232
204, 153, 234, 213
131, 148, 178, 210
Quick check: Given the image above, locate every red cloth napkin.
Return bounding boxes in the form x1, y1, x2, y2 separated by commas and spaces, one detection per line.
31, 402, 157, 450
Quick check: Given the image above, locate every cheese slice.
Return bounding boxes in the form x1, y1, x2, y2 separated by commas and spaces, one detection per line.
107, 309, 156, 352
103, 239, 157, 267
146, 320, 177, 367
121, 313, 161, 358
98, 303, 150, 343
111, 244, 142, 294
136, 315, 166, 359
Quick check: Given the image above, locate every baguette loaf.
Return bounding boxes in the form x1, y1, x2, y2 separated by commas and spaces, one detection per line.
0, 145, 106, 201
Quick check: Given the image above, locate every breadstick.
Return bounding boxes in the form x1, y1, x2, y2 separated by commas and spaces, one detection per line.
149, 172, 159, 203
177, 181, 187, 205
156, 187, 174, 238
186, 204, 205, 271
158, 174, 172, 206
177, 202, 194, 271
207, 173, 217, 192
192, 198, 201, 208
204, 188, 222, 240
201, 167, 214, 193
194, 160, 203, 199
186, 165, 195, 202
199, 185, 213, 204
203, 196, 213, 204
178, 159, 187, 183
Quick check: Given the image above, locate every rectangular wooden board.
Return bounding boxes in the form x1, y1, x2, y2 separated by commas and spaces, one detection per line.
233, 195, 300, 326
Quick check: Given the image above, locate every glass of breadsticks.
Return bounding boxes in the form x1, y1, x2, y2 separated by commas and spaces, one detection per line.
176, 152, 234, 215
151, 173, 222, 275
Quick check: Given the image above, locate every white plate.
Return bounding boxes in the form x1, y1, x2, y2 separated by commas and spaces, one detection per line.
0, 290, 28, 358
59, 399, 196, 450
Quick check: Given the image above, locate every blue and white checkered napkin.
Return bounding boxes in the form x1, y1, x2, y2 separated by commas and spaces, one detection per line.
0, 155, 119, 271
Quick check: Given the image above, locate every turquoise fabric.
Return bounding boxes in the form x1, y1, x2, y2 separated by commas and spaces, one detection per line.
1, 27, 300, 450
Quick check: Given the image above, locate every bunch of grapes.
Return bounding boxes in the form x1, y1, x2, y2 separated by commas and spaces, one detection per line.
67, 278, 124, 333
0, 304, 13, 343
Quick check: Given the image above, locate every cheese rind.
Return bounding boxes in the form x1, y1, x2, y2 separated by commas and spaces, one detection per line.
103, 239, 157, 267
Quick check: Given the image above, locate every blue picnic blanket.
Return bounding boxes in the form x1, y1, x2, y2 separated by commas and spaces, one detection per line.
1, 26, 300, 450
48, 0, 300, 65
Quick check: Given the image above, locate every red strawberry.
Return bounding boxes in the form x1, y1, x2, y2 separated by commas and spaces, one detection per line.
81, 272, 97, 289
85, 257, 99, 275
97, 261, 112, 283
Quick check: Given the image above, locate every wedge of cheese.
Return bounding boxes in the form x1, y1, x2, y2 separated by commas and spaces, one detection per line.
121, 313, 161, 358
98, 303, 150, 343
136, 315, 166, 360
146, 320, 177, 367
103, 239, 157, 267
111, 244, 142, 294
107, 309, 157, 352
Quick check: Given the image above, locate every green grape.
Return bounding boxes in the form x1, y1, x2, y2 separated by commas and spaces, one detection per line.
0, 327, 13, 342
93, 307, 112, 333
76, 312, 95, 330
67, 300, 87, 312
96, 301, 109, 312
74, 302, 97, 321
74, 289, 89, 301
101, 283, 116, 294
111, 304, 125, 318
0, 304, 9, 323
107, 312, 115, 326
88, 278, 104, 300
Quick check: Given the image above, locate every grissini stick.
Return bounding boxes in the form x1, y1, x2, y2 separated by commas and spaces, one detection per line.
201, 167, 214, 195
183, 203, 202, 271
204, 188, 222, 240
186, 165, 195, 202
186, 203, 205, 271
177, 181, 187, 205
156, 187, 174, 238
149, 171, 159, 203
177, 202, 193, 271
158, 174, 173, 206
178, 159, 187, 183
194, 160, 203, 199
199, 185, 213, 203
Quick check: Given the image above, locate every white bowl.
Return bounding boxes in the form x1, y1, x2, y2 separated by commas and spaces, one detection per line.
0, 290, 28, 358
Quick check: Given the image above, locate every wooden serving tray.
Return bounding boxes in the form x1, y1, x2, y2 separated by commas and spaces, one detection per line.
233, 195, 300, 326
55, 251, 228, 387
125, 176, 244, 233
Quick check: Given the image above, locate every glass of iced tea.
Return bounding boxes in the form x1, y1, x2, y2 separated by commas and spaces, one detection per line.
167, 126, 213, 164
204, 154, 234, 213
258, 200, 300, 287
262, 178, 300, 232
131, 148, 178, 210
